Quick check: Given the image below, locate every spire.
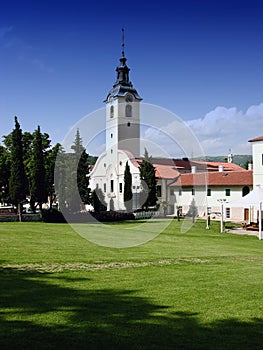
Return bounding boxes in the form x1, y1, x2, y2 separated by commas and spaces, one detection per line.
113, 28, 131, 87
122, 27, 125, 58
104, 29, 142, 102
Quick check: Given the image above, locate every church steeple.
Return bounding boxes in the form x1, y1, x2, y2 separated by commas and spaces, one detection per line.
105, 29, 142, 102
114, 28, 132, 87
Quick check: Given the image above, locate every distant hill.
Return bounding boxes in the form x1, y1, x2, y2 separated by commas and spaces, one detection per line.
193, 155, 252, 169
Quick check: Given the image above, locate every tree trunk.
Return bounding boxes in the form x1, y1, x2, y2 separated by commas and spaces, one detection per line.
18, 202, 22, 222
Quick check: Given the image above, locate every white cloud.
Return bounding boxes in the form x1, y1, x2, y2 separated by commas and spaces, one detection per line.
186, 103, 263, 155
141, 102, 263, 157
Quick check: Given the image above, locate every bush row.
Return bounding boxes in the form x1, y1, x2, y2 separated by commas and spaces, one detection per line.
42, 210, 135, 223
0, 214, 41, 222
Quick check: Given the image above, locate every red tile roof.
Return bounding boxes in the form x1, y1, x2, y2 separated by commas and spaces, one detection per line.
248, 135, 263, 142
191, 160, 244, 172
121, 153, 246, 180
153, 164, 180, 179
170, 170, 253, 187
140, 158, 243, 179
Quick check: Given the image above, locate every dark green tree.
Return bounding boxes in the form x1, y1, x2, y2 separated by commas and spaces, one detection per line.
65, 130, 90, 212
0, 145, 10, 204
45, 143, 61, 210
9, 117, 27, 221
30, 126, 47, 215
54, 146, 67, 212
139, 148, 157, 209
124, 161, 133, 212
71, 129, 90, 206
91, 185, 107, 212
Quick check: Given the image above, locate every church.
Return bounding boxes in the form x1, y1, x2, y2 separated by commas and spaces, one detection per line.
88, 37, 143, 211
89, 36, 257, 220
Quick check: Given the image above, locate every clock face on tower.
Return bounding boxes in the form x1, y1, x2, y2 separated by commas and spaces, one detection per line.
125, 94, 133, 102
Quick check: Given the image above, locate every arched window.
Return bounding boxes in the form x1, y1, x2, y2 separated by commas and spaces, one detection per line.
110, 106, 114, 118
127, 122, 131, 127
125, 104, 132, 118
242, 186, 250, 197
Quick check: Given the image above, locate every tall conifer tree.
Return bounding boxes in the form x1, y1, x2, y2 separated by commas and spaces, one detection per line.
30, 126, 47, 214
124, 161, 133, 212
71, 129, 90, 205
9, 117, 27, 221
139, 148, 157, 209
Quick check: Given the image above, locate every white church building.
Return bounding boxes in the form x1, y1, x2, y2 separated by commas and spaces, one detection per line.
89, 38, 263, 221
89, 41, 143, 211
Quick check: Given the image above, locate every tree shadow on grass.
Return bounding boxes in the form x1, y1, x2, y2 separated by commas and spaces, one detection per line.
0, 268, 262, 350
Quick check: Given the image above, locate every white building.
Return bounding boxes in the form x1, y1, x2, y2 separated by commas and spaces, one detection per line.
249, 136, 263, 188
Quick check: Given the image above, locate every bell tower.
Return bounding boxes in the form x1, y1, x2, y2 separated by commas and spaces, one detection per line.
104, 29, 142, 158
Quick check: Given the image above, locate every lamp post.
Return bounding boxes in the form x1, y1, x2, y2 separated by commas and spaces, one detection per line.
259, 201, 262, 240
217, 199, 226, 233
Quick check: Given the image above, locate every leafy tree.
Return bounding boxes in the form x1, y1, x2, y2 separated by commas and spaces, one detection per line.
91, 185, 107, 212
139, 148, 157, 209
0, 145, 10, 204
30, 126, 47, 214
124, 161, 133, 212
9, 117, 27, 221
45, 143, 61, 210
54, 146, 67, 212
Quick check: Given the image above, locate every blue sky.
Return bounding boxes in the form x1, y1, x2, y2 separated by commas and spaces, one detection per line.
1, 0, 263, 156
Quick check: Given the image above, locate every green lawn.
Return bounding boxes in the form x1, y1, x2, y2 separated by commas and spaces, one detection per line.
0, 220, 262, 349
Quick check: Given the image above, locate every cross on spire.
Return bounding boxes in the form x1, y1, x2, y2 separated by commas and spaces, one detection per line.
122, 28, 125, 57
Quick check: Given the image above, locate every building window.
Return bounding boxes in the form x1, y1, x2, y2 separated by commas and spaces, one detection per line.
242, 186, 250, 197
110, 106, 114, 118
192, 188, 195, 196
111, 133, 113, 138
119, 183, 123, 193
179, 188, 182, 196
207, 188, 211, 196
226, 207, 231, 218
225, 188, 231, 196
111, 149, 113, 154
110, 180, 114, 193
104, 163, 106, 167
157, 185, 162, 197
262, 154, 263, 166
125, 104, 132, 118
103, 183, 106, 193
127, 122, 131, 127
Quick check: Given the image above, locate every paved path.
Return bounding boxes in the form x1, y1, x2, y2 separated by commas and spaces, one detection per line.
226, 228, 259, 237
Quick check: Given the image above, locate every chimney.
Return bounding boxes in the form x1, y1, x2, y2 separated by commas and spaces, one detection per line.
248, 163, 253, 170
218, 165, 224, 172
191, 166, 196, 174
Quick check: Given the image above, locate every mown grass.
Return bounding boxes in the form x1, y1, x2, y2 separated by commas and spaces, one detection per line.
0, 219, 262, 349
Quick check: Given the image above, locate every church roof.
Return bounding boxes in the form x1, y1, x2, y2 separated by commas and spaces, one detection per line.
133, 157, 244, 179
104, 30, 142, 102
